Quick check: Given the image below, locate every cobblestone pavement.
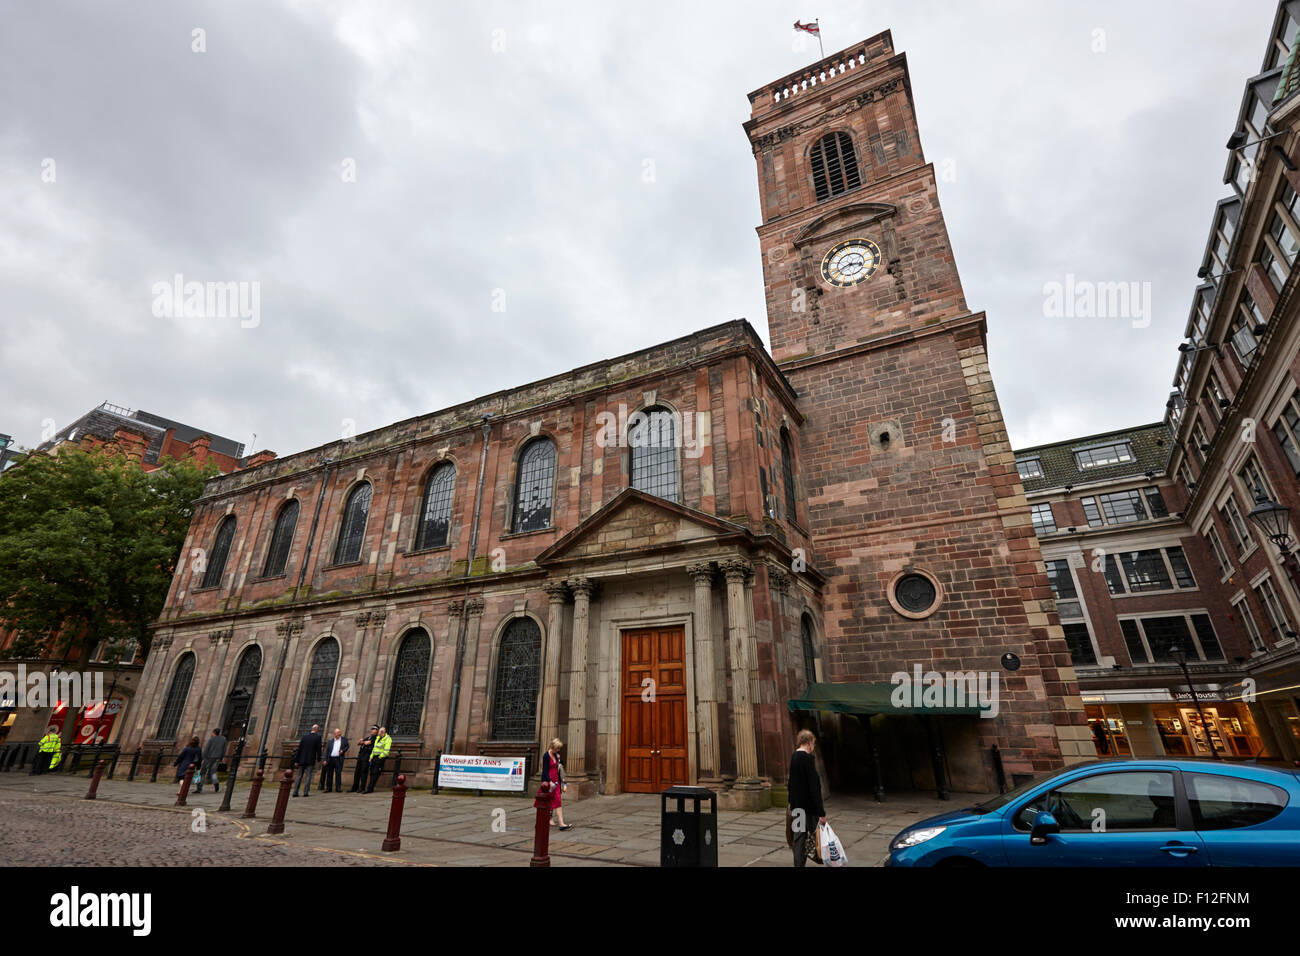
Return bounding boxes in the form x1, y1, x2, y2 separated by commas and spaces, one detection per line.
0, 786, 406, 866
0, 772, 986, 867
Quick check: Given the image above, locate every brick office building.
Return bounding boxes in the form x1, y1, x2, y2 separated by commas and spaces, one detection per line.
120, 32, 1089, 802
1012, 0, 1300, 767
0, 401, 272, 752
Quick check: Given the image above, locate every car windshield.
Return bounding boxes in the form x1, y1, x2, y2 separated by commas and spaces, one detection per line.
965, 769, 1060, 813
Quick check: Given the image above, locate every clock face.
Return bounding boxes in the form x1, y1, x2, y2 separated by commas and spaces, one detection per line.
820, 237, 882, 288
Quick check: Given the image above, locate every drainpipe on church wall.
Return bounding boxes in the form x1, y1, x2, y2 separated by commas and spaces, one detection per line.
444, 416, 493, 754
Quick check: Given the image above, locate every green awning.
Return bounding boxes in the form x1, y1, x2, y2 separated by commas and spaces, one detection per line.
788, 681, 983, 716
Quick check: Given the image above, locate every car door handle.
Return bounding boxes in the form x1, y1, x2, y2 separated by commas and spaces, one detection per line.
1159, 843, 1199, 855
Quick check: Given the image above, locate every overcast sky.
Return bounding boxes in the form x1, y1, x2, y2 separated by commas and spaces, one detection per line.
0, 0, 1280, 459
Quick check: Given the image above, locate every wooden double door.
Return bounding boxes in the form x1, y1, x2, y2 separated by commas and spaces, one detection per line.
621, 627, 689, 793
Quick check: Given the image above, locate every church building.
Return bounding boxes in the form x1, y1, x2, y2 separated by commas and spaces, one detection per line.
120, 31, 1090, 803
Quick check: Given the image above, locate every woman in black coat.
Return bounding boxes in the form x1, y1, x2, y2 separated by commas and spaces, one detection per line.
174, 736, 202, 781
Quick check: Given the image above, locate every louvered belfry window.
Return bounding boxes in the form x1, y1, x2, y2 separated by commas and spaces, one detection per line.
491, 617, 542, 741
333, 483, 372, 564
630, 407, 679, 502
262, 499, 299, 577
298, 638, 339, 735
513, 439, 556, 532
415, 462, 455, 550
386, 629, 430, 737
810, 131, 862, 202
202, 516, 236, 589
157, 652, 196, 740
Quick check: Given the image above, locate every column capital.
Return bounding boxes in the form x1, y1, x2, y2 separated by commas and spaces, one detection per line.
543, 579, 570, 604
685, 562, 715, 585
464, 597, 485, 617
765, 560, 790, 595
447, 600, 464, 618
719, 558, 753, 584
567, 576, 598, 600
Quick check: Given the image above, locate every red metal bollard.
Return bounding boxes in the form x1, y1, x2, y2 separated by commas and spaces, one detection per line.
242, 768, 265, 819
175, 766, 195, 807
531, 781, 553, 868
381, 773, 408, 852
84, 760, 106, 800
266, 769, 293, 834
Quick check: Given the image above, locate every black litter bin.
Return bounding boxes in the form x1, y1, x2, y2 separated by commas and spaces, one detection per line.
660, 785, 718, 867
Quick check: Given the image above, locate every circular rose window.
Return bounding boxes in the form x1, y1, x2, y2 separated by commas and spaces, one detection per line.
887, 569, 943, 619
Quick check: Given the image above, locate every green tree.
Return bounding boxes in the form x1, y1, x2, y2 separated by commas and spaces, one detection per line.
0, 448, 214, 662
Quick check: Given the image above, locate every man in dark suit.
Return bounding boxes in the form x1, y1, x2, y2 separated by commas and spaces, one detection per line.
322, 727, 349, 793
788, 729, 827, 867
349, 725, 378, 792
292, 724, 323, 797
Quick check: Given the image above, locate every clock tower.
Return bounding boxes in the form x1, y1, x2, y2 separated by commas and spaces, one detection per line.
746, 32, 1091, 783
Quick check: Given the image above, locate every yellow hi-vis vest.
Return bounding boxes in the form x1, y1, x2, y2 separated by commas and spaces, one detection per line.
370, 734, 391, 761
38, 733, 61, 753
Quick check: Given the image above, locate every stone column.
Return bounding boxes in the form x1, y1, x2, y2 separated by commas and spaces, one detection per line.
721, 558, 762, 800
566, 576, 595, 783
453, 598, 484, 751
687, 563, 721, 784
540, 580, 569, 750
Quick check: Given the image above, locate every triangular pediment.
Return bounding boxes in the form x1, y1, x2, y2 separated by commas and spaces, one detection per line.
535, 489, 750, 566
793, 201, 897, 248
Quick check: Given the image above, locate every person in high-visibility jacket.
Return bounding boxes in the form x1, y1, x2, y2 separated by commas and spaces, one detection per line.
31, 728, 61, 776
365, 727, 392, 793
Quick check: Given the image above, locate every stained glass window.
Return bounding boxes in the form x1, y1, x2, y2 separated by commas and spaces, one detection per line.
800, 615, 817, 689
262, 500, 299, 577
333, 483, 372, 564
513, 439, 555, 532
298, 638, 339, 735
491, 617, 542, 741
386, 630, 430, 737
202, 516, 236, 589
630, 407, 678, 502
415, 462, 455, 550
782, 429, 798, 523
157, 652, 195, 740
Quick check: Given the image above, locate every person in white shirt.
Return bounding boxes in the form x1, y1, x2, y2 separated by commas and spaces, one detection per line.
322, 727, 349, 793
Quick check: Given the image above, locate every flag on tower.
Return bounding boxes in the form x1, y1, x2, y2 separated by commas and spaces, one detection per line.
793, 19, 824, 57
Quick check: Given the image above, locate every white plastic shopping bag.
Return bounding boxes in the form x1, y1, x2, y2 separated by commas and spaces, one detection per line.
819, 822, 847, 867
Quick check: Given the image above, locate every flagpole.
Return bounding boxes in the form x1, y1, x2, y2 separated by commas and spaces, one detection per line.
816, 18, 824, 58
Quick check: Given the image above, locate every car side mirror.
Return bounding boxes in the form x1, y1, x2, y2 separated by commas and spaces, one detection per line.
1030, 811, 1060, 846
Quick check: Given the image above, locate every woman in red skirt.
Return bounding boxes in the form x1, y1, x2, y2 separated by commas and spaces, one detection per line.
540, 738, 571, 830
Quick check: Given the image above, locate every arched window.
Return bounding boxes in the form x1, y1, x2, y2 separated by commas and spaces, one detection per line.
333, 482, 372, 564
262, 499, 299, 577
386, 629, 430, 737
221, 645, 261, 738
491, 617, 542, 740
201, 516, 236, 589
810, 131, 861, 202
629, 406, 679, 502
298, 638, 339, 734
800, 615, 818, 690
156, 652, 196, 740
781, 428, 798, 523
415, 462, 455, 550
513, 439, 556, 532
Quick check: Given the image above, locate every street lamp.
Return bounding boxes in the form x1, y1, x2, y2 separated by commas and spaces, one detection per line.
1246, 485, 1300, 596
1169, 644, 1222, 761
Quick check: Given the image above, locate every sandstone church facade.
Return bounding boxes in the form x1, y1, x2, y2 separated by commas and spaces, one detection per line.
121, 32, 1090, 802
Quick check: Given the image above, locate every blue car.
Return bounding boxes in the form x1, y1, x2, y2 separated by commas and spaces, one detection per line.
887, 758, 1300, 866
